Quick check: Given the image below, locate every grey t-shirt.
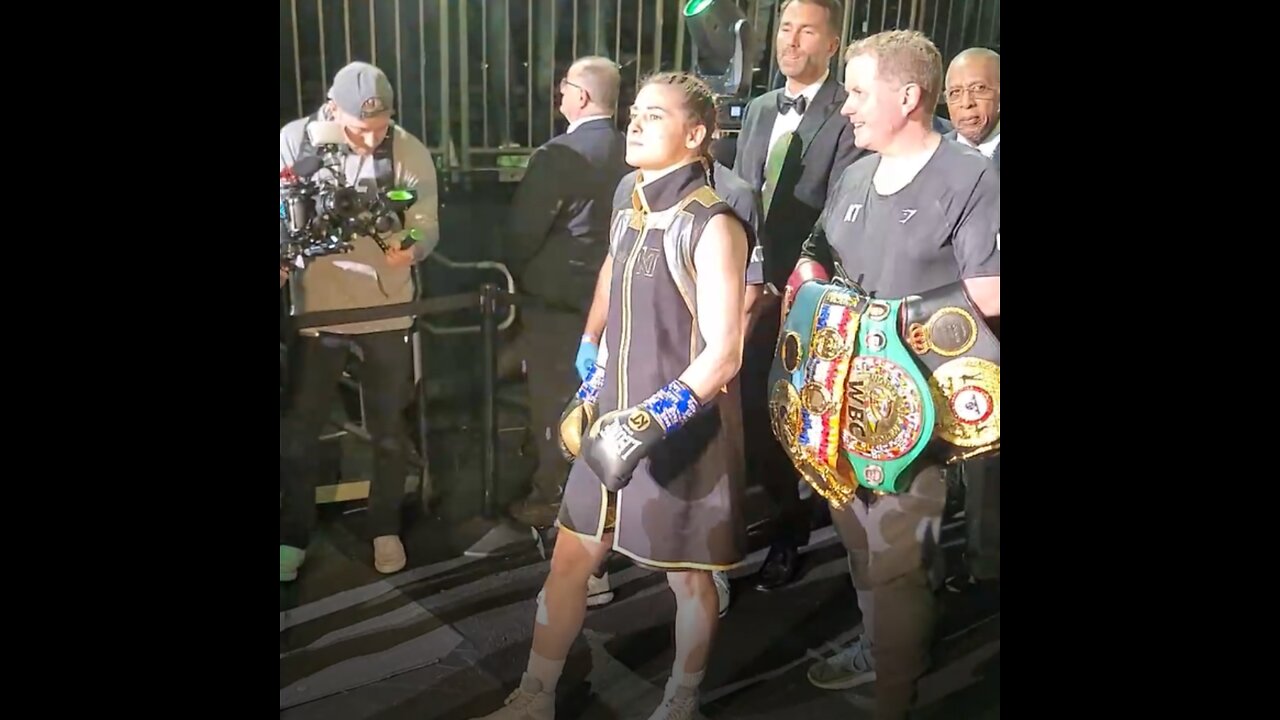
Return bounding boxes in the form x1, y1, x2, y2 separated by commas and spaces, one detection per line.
613, 162, 764, 283
801, 138, 999, 298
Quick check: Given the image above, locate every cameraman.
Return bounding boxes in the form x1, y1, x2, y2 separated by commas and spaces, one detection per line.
278, 62, 439, 582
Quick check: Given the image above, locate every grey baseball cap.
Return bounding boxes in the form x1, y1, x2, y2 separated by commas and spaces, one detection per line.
328, 62, 395, 118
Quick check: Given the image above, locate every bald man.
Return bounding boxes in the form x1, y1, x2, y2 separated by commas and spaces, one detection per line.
944, 48, 1001, 588
944, 48, 1000, 171
504, 56, 631, 528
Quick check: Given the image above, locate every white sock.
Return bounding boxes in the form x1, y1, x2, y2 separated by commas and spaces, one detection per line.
665, 668, 705, 699
526, 650, 565, 693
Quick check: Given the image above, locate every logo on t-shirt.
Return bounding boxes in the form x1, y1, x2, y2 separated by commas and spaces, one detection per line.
843, 203, 863, 223
899, 209, 917, 224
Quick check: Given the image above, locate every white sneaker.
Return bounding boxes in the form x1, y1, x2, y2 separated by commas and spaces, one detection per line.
807, 635, 877, 690
471, 673, 555, 720
647, 683, 699, 720
712, 570, 731, 617
587, 571, 614, 607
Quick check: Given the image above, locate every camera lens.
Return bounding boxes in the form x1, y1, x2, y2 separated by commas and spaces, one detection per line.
285, 194, 312, 234
325, 187, 362, 218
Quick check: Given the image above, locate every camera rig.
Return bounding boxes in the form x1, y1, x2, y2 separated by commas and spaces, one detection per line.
279, 134, 418, 264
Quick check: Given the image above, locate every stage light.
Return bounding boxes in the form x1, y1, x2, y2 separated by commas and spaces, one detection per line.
683, 0, 754, 99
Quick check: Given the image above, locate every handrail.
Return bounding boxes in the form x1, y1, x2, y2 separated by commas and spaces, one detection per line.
421, 253, 518, 334
288, 282, 518, 518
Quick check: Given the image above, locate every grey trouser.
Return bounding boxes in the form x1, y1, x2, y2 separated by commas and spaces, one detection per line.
829, 464, 948, 720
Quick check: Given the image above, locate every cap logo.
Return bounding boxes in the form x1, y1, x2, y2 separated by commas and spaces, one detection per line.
361, 96, 389, 116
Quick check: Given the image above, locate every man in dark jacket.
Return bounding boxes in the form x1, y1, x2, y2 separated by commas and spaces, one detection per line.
504, 56, 631, 527
943, 47, 1000, 173
733, 0, 865, 591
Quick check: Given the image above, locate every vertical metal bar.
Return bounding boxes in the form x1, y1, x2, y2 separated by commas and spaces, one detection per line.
395, 0, 403, 119
291, 0, 303, 118
652, 0, 663, 73
549, 0, 558, 143
988, 0, 999, 47
896, 0, 904, 29
880, 0, 888, 31
369, 0, 377, 65
615, 0, 622, 67
439, 0, 451, 172
419, 0, 427, 145
479, 283, 499, 519
747, 0, 761, 84
942, 0, 954, 59
674, 6, 685, 71
573, 0, 579, 60
413, 325, 432, 508
959, 0, 973, 50
344, 0, 352, 64
839, 0, 855, 78
931, 0, 941, 41
635, 0, 643, 92
317, 0, 328, 91
975, 0, 985, 45
909, 0, 920, 30
504, 0, 513, 144
527, 0, 534, 148
459, 2, 470, 172
767, 0, 781, 88
595, 0, 603, 54
482, 0, 489, 146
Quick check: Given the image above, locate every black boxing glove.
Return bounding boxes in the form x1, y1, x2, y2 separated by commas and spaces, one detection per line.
581, 379, 703, 492
558, 362, 606, 461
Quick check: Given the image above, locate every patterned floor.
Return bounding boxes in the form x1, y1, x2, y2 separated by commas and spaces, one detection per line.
279, 510, 999, 720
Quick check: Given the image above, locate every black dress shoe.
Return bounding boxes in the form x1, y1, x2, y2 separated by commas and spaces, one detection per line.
754, 544, 801, 591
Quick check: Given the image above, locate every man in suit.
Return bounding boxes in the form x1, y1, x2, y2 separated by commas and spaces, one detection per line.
944, 47, 1001, 586
943, 47, 1000, 172
733, 0, 864, 591
503, 56, 631, 528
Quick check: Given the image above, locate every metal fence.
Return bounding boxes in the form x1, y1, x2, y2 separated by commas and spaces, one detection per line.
280, 0, 999, 175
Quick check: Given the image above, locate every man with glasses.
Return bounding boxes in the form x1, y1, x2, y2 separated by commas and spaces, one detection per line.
943, 47, 1001, 590
943, 47, 1000, 172
503, 56, 630, 529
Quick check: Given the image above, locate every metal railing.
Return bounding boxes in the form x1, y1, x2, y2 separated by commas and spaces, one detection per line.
288, 283, 531, 519
280, 0, 999, 175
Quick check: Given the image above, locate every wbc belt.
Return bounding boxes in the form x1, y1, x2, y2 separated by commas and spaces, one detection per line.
769, 280, 1001, 506
841, 298, 937, 495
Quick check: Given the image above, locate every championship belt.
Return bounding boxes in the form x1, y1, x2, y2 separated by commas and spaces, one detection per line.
769, 279, 1001, 506
902, 282, 1001, 463
768, 280, 868, 508
840, 298, 937, 494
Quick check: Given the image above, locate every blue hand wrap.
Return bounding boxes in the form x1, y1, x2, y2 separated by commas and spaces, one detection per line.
641, 379, 703, 433
576, 363, 606, 403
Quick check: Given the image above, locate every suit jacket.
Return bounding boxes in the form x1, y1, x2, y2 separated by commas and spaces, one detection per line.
733, 76, 864, 289
945, 129, 1000, 173
506, 117, 630, 310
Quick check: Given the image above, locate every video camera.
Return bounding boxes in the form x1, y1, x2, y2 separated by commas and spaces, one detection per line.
279, 121, 418, 264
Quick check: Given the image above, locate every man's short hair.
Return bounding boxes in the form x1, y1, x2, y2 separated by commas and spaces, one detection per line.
780, 0, 844, 38
845, 30, 943, 114
571, 56, 622, 112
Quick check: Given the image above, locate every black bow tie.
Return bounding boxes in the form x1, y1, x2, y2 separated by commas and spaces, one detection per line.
777, 93, 808, 116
